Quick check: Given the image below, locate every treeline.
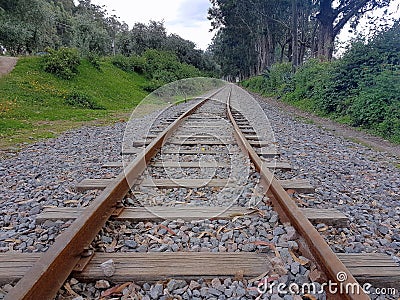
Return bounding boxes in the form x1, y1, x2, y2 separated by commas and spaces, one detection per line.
0, 0, 218, 76
242, 22, 400, 143
208, 0, 394, 79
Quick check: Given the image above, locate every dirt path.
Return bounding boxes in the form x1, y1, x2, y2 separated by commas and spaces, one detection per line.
0, 56, 18, 77
252, 92, 400, 160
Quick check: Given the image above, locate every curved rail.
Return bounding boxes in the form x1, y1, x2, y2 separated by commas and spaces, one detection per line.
5, 88, 224, 300
226, 86, 369, 300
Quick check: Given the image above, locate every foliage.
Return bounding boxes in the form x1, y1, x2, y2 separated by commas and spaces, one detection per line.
64, 90, 104, 109
242, 63, 293, 96
42, 47, 81, 79
111, 50, 203, 91
242, 22, 400, 143
286, 59, 336, 112
86, 52, 101, 70
111, 54, 145, 73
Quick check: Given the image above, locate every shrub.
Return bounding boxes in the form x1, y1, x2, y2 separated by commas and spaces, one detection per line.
111, 54, 144, 73
283, 59, 337, 113
64, 90, 104, 110
142, 80, 163, 92
265, 62, 293, 96
42, 48, 81, 79
111, 50, 202, 91
86, 52, 101, 71
241, 76, 269, 95
110, 54, 130, 71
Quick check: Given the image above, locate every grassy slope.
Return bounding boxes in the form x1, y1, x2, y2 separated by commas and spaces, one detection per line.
0, 57, 148, 149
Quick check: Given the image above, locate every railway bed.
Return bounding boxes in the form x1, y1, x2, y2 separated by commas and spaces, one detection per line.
1, 85, 399, 299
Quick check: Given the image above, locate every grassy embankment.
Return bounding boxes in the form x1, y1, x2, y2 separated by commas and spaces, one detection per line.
0, 56, 148, 149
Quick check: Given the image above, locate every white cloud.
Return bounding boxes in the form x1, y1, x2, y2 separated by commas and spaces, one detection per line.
86, 0, 214, 50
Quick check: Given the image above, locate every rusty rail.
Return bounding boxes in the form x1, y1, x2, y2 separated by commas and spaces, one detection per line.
5, 88, 224, 300
226, 86, 370, 300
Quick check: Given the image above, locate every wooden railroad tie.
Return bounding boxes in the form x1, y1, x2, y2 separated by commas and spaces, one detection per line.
1, 252, 398, 287
161, 149, 231, 155
187, 117, 222, 120
132, 139, 237, 147
75, 178, 314, 193
158, 148, 280, 157
36, 206, 348, 226
102, 161, 292, 171
144, 135, 233, 139
121, 148, 142, 155
0, 252, 271, 285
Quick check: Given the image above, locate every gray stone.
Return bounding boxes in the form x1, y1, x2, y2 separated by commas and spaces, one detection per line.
273, 227, 285, 236
224, 288, 233, 297
189, 280, 201, 290
124, 240, 137, 248
378, 226, 389, 235
137, 245, 148, 252
200, 287, 209, 297
150, 283, 164, 299
290, 262, 300, 274
242, 243, 256, 252
235, 286, 246, 297
208, 287, 222, 296
167, 279, 186, 291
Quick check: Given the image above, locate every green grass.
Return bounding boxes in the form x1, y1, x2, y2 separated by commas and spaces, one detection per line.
0, 56, 149, 149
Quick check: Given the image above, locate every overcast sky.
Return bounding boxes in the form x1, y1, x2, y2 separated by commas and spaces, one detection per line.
89, 0, 214, 50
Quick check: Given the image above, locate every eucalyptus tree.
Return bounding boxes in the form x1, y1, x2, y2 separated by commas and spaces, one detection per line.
314, 0, 394, 60
208, 0, 294, 78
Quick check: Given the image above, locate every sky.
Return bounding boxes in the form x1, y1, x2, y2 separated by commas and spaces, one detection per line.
88, 0, 214, 50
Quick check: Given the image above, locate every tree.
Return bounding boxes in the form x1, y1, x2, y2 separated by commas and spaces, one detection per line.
0, 0, 58, 53
208, 0, 294, 78
208, 0, 395, 78
315, 0, 393, 60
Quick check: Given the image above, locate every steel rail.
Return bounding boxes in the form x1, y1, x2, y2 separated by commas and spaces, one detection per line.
226, 85, 370, 300
5, 88, 225, 300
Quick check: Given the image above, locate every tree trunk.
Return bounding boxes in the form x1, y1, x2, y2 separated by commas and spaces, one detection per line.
279, 42, 285, 63
310, 23, 318, 58
317, 21, 334, 60
265, 24, 275, 68
292, 0, 299, 70
316, 0, 336, 61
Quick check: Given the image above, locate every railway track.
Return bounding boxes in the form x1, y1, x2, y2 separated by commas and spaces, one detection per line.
1, 84, 399, 299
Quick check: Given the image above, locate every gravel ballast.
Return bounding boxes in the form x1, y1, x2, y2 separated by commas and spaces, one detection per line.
1, 85, 399, 299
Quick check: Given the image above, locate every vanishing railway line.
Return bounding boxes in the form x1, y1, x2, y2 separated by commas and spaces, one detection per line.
1, 85, 399, 299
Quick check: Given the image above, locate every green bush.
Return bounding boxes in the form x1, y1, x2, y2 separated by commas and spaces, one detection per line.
110, 54, 130, 71
265, 63, 293, 96
111, 50, 203, 91
64, 90, 104, 110
42, 48, 81, 79
111, 54, 145, 73
242, 63, 293, 97
348, 68, 400, 137
142, 80, 163, 92
140, 49, 202, 91
86, 52, 101, 71
241, 76, 269, 95
284, 59, 336, 113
